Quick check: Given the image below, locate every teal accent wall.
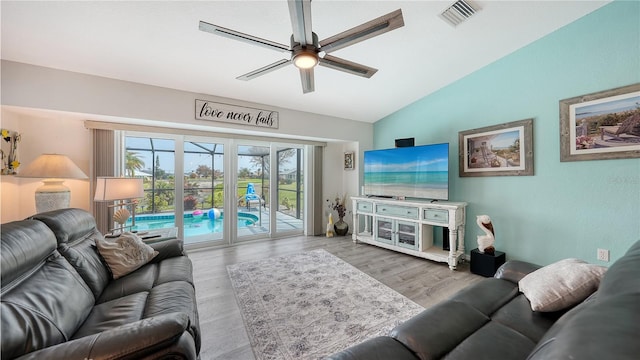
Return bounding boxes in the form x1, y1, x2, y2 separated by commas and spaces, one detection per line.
374, 1, 640, 266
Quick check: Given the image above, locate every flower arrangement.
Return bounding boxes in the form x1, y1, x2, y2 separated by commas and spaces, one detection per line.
327, 194, 348, 221
1, 129, 20, 174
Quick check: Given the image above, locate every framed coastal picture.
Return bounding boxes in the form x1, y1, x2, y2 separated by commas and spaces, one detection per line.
459, 118, 534, 177
560, 83, 640, 162
344, 151, 355, 170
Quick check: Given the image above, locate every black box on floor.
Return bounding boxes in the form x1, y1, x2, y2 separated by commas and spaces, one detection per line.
470, 248, 506, 277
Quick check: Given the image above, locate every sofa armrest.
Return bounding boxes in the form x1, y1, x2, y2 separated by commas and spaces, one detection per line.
149, 238, 185, 262
15, 313, 195, 360
494, 260, 541, 283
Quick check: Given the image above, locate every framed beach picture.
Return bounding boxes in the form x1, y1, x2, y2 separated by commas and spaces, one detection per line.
344, 151, 355, 170
560, 83, 640, 162
459, 118, 534, 177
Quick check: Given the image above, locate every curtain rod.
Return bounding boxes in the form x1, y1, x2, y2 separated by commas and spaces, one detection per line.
84, 120, 327, 147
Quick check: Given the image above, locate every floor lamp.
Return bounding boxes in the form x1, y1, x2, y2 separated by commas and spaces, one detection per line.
18, 154, 88, 213
94, 177, 144, 235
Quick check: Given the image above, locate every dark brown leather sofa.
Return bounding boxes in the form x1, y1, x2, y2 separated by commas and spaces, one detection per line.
1, 208, 200, 360
329, 240, 640, 360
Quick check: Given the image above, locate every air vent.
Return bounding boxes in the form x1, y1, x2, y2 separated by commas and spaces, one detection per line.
440, 0, 479, 27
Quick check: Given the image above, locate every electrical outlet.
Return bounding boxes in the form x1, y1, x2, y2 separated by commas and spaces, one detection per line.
597, 248, 609, 262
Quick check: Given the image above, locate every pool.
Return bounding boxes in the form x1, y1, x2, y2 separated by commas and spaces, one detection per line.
127, 212, 259, 237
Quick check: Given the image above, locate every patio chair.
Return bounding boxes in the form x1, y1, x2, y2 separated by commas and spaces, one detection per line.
243, 183, 265, 210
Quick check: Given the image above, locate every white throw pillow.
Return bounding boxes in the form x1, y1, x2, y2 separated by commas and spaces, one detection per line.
518, 258, 607, 312
95, 232, 158, 279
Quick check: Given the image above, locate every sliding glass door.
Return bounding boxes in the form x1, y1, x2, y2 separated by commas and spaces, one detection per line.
182, 140, 225, 245
235, 144, 270, 241
123, 133, 306, 246
275, 146, 304, 234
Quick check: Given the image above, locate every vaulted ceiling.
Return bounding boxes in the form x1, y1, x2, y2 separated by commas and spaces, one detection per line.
1, 1, 609, 123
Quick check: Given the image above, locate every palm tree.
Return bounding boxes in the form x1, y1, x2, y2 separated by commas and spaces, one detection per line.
125, 151, 145, 177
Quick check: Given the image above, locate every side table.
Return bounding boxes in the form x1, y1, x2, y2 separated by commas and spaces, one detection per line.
470, 248, 506, 277
138, 227, 178, 244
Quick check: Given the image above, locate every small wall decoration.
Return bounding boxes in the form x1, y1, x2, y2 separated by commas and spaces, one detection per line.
1, 128, 21, 175
560, 83, 640, 162
195, 99, 279, 129
459, 118, 534, 177
344, 151, 355, 170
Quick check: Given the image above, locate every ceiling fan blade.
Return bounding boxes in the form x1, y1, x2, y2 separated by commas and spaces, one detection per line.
237, 59, 292, 81
199, 21, 290, 53
318, 55, 378, 78
299, 68, 315, 93
288, 0, 313, 46
319, 9, 404, 54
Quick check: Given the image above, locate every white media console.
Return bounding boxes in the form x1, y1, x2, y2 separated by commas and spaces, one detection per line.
351, 196, 467, 270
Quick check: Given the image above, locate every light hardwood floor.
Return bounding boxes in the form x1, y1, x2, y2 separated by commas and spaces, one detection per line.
189, 235, 484, 360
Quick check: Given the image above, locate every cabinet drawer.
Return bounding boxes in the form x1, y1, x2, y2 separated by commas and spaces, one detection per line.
357, 201, 373, 213
376, 204, 419, 219
424, 209, 449, 224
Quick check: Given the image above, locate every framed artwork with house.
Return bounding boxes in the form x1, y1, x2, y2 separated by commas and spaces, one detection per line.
560, 83, 640, 162
458, 118, 534, 177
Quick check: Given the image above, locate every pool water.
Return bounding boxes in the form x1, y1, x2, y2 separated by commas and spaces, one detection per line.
128, 212, 258, 237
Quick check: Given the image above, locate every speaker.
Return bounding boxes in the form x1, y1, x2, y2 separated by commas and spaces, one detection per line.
395, 137, 414, 147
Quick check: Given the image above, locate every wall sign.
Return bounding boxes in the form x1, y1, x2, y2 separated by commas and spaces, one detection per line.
195, 99, 279, 129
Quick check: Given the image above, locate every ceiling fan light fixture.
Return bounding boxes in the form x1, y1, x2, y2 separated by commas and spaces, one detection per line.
293, 51, 318, 69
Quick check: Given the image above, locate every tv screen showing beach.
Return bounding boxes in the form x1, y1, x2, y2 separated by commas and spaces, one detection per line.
364, 143, 449, 200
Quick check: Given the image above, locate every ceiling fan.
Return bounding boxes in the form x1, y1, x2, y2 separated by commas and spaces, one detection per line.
199, 0, 404, 94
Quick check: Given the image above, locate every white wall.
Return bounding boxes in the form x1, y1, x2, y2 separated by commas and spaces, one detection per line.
1, 108, 91, 221
1, 60, 373, 224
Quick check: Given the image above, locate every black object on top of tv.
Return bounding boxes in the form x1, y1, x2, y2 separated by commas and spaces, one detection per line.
395, 137, 415, 147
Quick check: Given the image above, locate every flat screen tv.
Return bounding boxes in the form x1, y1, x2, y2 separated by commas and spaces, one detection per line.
363, 143, 449, 200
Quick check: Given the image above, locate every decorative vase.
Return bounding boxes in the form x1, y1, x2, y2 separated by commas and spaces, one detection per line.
334, 218, 349, 236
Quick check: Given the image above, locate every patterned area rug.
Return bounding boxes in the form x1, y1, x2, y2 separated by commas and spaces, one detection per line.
227, 249, 424, 360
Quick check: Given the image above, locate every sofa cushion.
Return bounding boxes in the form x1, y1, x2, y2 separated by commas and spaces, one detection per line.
597, 240, 640, 300
72, 292, 149, 339
1, 252, 95, 359
1, 219, 96, 359
446, 322, 536, 360
391, 301, 489, 359
518, 258, 606, 312
57, 238, 111, 299
31, 208, 99, 245
491, 293, 564, 343
95, 232, 158, 279
97, 256, 194, 304
448, 278, 519, 315
33, 209, 111, 299
0, 220, 56, 285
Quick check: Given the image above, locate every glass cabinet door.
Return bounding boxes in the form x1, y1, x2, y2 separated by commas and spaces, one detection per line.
375, 217, 394, 244
396, 220, 418, 250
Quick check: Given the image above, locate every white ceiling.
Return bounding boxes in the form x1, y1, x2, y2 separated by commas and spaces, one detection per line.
1, 1, 609, 123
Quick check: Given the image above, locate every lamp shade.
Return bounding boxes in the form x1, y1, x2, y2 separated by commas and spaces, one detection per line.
18, 154, 88, 213
18, 154, 88, 179
94, 177, 144, 201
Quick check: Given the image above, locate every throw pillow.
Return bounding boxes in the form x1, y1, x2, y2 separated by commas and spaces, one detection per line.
95, 232, 158, 279
518, 258, 606, 312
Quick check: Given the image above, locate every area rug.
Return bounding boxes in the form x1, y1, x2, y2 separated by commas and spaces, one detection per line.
227, 249, 424, 360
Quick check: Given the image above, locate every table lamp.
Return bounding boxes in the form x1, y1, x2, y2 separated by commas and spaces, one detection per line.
94, 177, 144, 234
18, 153, 88, 213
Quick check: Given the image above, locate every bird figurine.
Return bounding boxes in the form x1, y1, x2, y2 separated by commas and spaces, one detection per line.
476, 215, 495, 254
